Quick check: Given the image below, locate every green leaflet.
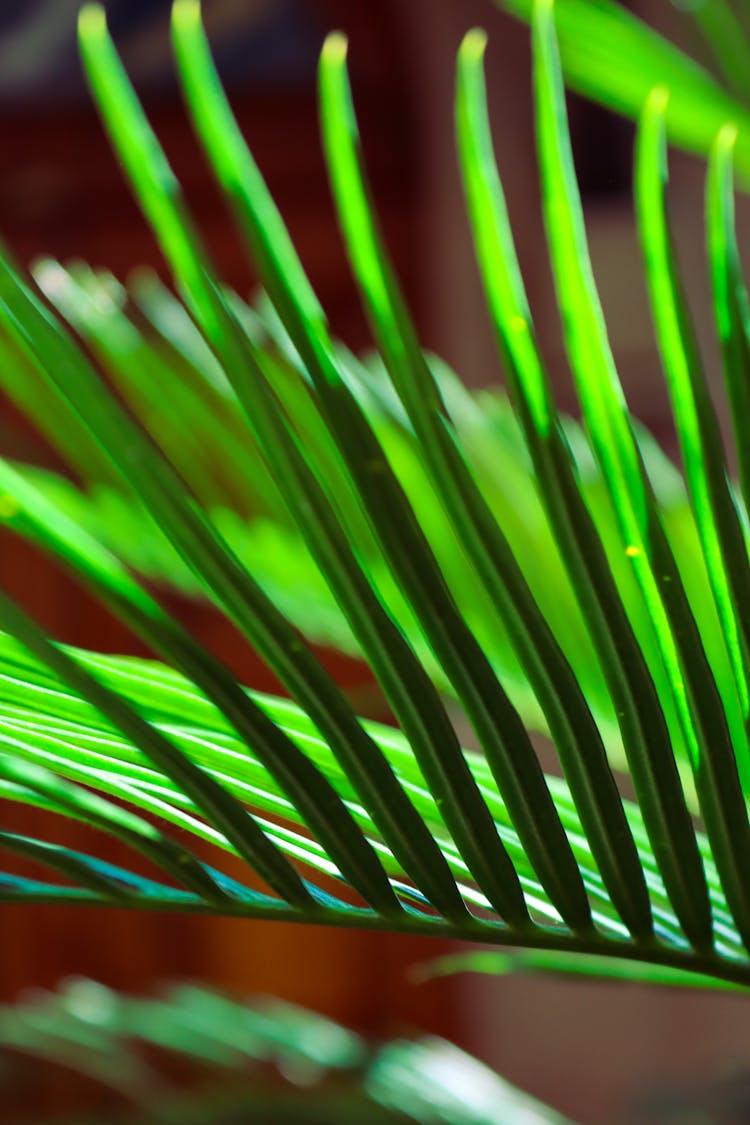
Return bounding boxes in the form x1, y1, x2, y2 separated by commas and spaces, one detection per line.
423, 948, 746, 992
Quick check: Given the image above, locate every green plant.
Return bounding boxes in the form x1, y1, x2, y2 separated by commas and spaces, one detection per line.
2, 0, 750, 1115
0, 979, 573, 1124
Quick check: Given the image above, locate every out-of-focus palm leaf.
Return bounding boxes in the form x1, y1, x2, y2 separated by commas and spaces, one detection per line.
0, 980, 575, 1124
494, 0, 750, 180
421, 947, 746, 992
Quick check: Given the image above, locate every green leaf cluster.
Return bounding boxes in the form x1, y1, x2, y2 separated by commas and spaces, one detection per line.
0, 0, 750, 994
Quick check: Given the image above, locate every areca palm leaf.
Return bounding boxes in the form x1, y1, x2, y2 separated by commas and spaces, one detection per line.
0, 980, 575, 1125
494, 0, 750, 180
0, 0, 748, 987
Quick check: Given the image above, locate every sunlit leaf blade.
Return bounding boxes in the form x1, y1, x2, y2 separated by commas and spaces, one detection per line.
0, 754, 238, 903
495, 0, 750, 181
455, 21, 711, 951
636, 90, 750, 754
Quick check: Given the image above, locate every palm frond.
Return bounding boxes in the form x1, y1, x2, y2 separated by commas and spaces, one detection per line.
0, 0, 749, 989
0, 981, 576, 1125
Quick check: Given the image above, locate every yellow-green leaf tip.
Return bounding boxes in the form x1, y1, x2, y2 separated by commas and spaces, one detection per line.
78, 3, 107, 39
460, 29, 488, 63
172, 0, 202, 31
717, 122, 739, 152
322, 32, 348, 64
646, 84, 670, 117
531, 0, 556, 49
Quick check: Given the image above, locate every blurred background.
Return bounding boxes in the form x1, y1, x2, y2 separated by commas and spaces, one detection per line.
2, 1, 750, 1122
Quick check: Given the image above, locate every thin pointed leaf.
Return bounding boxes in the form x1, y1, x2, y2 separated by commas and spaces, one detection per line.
424, 948, 746, 992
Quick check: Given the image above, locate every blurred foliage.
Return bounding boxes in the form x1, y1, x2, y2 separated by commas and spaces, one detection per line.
0, 980, 573, 1124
